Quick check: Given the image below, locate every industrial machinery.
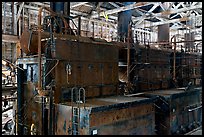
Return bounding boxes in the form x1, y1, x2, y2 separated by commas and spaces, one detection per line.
15, 2, 202, 135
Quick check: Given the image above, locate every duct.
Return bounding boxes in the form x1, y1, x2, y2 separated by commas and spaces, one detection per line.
50, 2, 64, 34
50, 2, 64, 14
117, 2, 133, 42
184, 20, 195, 52
158, 24, 170, 44
184, 33, 195, 52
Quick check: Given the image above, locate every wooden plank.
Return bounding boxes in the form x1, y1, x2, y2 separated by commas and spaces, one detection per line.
2, 34, 19, 43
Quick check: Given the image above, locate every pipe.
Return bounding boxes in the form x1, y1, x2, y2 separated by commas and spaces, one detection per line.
78, 16, 81, 36
127, 24, 131, 84
17, 64, 24, 134
48, 91, 53, 135
170, 35, 176, 82
38, 7, 43, 95
117, 2, 133, 42
173, 36, 176, 82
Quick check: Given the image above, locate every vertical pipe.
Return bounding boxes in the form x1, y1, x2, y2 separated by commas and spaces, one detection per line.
78, 16, 81, 36
173, 36, 176, 82
41, 96, 45, 135
17, 64, 24, 135
49, 91, 53, 135
3, 2, 6, 34
38, 8, 42, 93
22, 7, 24, 32
92, 22, 94, 38
28, 11, 31, 30
13, 2, 17, 35
12, 2, 15, 34
64, 2, 70, 25
127, 25, 131, 84
15, 110, 17, 135
19, 17, 21, 37
117, 2, 133, 42
100, 23, 102, 38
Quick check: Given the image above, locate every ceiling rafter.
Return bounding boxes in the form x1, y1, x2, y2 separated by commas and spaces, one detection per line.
109, 2, 120, 8
91, 2, 154, 18
70, 2, 89, 8
144, 15, 202, 28
16, 2, 24, 22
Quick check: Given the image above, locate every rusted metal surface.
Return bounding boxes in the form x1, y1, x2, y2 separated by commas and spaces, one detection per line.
54, 39, 118, 103
119, 45, 171, 92
143, 88, 202, 135
21, 82, 44, 135
20, 30, 47, 55
17, 30, 119, 134
176, 51, 202, 87
54, 104, 72, 135
54, 95, 155, 135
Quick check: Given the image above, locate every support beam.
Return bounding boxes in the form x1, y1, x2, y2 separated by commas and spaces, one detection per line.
16, 2, 24, 22
134, 4, 202, 26
2, 34, 19, 43
70, 2, 89, 8
13, 2, 17, 35
145, 17, 192, 28
24, 5, 39, 10
71, 9, 118, 21
30, 2, 50, 7
91, 2, 154, 18
109, 2, 120, 8
154, 4, 202, 17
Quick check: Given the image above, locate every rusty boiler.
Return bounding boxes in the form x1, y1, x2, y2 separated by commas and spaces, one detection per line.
15, 3, 202, 135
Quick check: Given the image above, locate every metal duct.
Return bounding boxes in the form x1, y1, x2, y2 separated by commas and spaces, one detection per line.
184, 20, 195, 52
158, 24, 169, 43
117, 2, 133, 42
50, 2, 64, 14
184, 33, 195, 52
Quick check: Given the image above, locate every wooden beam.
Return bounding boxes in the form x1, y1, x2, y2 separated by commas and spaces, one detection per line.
2, 34, 19, 43
91, 2, 154, 18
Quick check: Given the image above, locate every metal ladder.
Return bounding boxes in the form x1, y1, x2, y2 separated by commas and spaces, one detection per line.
71, 87, 85, 135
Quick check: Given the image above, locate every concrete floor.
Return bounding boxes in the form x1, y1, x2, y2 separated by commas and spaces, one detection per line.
185, 126, 202, 135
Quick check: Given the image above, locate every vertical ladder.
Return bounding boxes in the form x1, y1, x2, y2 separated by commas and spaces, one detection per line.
71, 87, 85, 135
